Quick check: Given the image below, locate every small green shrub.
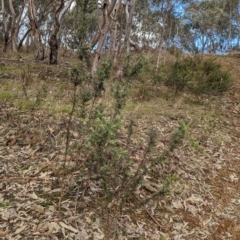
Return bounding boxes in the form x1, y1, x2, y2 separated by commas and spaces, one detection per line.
130, 54, 146, 77
165, 60, 192, 94
57, 33, 190, 237
94, 58, 112, 97
169, 120, 188, 151
167, 46, 183, 58
0, 201, 9, 208
124, 54, 146, 78
0, 91, 13, 101
122, 54, 156, 102
111, 81, 128, 116
194, 59, 233, 95
15, 99, 36, 110
164, 56, 233, 95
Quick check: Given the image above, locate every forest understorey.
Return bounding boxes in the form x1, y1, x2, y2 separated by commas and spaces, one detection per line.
0, 55, 240, 240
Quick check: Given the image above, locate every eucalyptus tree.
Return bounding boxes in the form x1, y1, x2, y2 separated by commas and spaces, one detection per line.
132, 0, 154, 47
16, 0, 53, 51
183, 0, 228, 53
48, 0, 74, 64
28, 0, 44, 59
88, 0, 117, 50
222, 0, 240, 51
91, 0, 119, 74
9, 0, 28, 52
109, 0, 140, 68
147, 0, 176, 68
123, 0, 138, 53
1, 0, 9, 52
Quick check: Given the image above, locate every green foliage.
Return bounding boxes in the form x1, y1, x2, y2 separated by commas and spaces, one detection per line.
111, 81, 128, 116
164, 56, 233, 95
85, 108, 131, 198
78, 44, 91, 68
70, 67, 82, 86
97, 58, 112, 82
15, 99, 36, 110
163, 174, 179, 191
22, 84, 29, 100
0, 201, 9, 208
75, 0, 97, 48
0, 91, 13, 101
60, 20, 190, 235
193, 59, 233, 95
165, 60, 192, 94
145, 127, 157, 153
62, 0, 96, 64
87, 108, 121, 150
78, 88, 92, 118
130, 54, 146, 77
189, 139, 200, 150
124, 54, 131, 78
182, 0, 229, 53
126, 119, 134, 145
124, 54, 146, 78
70, 62, 92, 87
123, 54, 155, 102
126, 127, 157, 194
35, 82, 47, 107
169, 120, 188, 151
93, 58, 112, 97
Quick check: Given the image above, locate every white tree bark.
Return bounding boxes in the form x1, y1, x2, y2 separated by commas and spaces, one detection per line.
59, 0, 74, 23
123, 0, 137, 54
9, 0, 26, 52
28, 0, 44, 60
49, 0, 64, 64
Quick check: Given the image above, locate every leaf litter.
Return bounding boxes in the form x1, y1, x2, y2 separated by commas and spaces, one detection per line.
0, 58, 240, 239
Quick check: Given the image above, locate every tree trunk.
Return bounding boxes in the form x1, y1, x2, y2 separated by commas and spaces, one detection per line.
49, 35, 58, 64
113, 41, 122, 68
9, 0, 17, 52
129, 38, 140, 51
17, 28, 31, 51
28, 0, 44, 60
227, 3, 232, 52
49, 0, 64, 64
58, 0, 74, 24
107, 1, 120, 57
156, 24, 165, 70
2, 0, 8, 53
113, 0, 137, 67
123, 0, 137, 54
89, 0, 117, 49
113, 2, 124, 67
91, 1, 110, 75
8, 0, 25, 53
18, 7, 50, 52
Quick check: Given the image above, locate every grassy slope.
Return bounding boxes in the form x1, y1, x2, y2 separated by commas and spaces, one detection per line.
0, 52, 240, 239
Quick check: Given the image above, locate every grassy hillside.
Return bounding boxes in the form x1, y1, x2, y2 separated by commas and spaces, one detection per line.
0, 52, 240, 239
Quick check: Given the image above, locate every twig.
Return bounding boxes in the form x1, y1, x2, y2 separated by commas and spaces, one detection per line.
0, 177, 52, 182
133, 197, 163, 229
145, 207, 163, 229
33, 163, 51, 176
